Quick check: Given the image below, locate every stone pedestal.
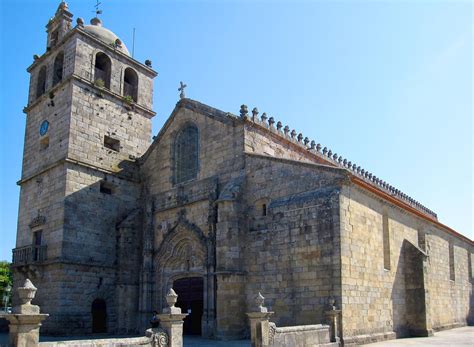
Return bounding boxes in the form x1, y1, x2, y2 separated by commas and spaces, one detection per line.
246, 292, 274, 347
5, 279, 49, 347
148, 288, 188, 347
325, 304, 341, 343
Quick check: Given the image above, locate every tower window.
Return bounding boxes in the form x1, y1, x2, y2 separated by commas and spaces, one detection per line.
40, 136, 50, 150
123, 67, 138, 102
50, 30, 59, 48
262, 204, 267, 216
53, 52, 64, 86
174, 125, 199, 184
104, 135, 120, 152
94, 52, 111, 89
99, 181, 114, 195
36, 66, 47, 98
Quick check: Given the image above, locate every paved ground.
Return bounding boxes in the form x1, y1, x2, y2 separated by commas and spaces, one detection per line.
0, 327, 471, 346
361, 326, 474, 346
0, 333, 249, 346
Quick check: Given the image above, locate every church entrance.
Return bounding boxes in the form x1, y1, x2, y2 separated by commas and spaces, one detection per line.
173, 277, 203, 335
91, 299, 107, 333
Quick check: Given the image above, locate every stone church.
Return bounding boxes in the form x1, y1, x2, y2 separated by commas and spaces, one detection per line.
12, 2, 473, 344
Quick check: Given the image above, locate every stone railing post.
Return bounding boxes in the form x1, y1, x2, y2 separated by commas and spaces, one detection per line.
325, 299, 342, 343
147, 288, 188, 347
246, 292, 274, 347
5, 279, 49, 347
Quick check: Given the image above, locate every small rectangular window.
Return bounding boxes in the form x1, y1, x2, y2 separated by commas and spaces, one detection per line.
100, 181, 114, 195
449, 243, 455, 281
40, 136, 49, 150
104, 135, 120, 152
33, 230, 43, 261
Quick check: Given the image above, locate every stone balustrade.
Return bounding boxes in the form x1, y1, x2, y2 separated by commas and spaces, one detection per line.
239, 104, 437, 219
12, 245, 47, 265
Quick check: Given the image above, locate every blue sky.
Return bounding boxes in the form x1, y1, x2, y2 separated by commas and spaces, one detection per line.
0, 0, 472, 261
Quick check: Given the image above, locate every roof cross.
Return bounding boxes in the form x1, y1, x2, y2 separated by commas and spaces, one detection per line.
94, 0, 102, 17
178, 81, 187, 99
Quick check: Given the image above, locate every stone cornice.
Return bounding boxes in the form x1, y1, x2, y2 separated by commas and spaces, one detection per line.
23, 74, 156, 118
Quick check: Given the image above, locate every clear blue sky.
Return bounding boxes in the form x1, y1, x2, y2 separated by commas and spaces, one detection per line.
0, 0, 472, 261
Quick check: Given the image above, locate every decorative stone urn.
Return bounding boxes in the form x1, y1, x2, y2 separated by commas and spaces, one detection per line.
5, 279, 49, 347
155, 287, 188, 347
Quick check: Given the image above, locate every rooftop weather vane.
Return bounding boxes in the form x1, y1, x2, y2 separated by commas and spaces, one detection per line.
94, 0, 102, 17
178, 81, 187, 99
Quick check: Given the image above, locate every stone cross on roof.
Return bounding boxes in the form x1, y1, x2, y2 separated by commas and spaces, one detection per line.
178, 81, 187, 99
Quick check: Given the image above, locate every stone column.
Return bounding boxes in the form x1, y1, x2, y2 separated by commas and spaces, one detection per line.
147, 288, 188, 347
246, 292, 274, 347
5, 279, 49, 347
325, 299, 341, 343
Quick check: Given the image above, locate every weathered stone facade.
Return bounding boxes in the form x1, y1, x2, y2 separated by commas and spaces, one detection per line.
13, 2, 473, 343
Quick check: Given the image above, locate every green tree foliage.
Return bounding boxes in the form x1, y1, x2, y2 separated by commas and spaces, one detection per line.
0, 261, 13, 306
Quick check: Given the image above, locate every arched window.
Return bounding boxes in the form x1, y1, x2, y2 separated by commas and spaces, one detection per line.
52, 52, 64, 86
174, 125, 199, 184
123, 67, 138, 102
36, 66, 47, 99
91, 298, 107, 333
94, 52, 111, 89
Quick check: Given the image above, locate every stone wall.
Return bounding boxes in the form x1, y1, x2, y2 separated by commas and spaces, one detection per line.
339, 184, 473, 343
243, 154, 346, 328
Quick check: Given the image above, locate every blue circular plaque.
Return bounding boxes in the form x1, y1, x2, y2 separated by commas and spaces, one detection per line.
40, 120, 49, 136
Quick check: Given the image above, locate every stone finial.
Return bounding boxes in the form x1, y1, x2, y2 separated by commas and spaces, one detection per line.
18, 279, 37, 306
268, 117, 275, 127
261, 112, 268, 123
115, 38, 122, 49
76, 17, 84, 27
145, 59, 152, 67
310, 140, 316, 149
343, 159, 347, 166
163, 288, 181, 314
361, 169, 365, 175
316, 143, 322, 152
352, 164, 357, 171
252, 107, 259, 120
297, 133, 303, 142
333, 153, 338, 160
347, 161, 352, 168
283, 125, 290, 136
290, 130, 296, 139
327, 150, 332, 157
304, 137, 309, 146
254, 292, 268, 313
240, 104, 249, 118
276, 121, 283, 131
322, 147, 328, 155
356, 166, 361, 173
33, 54, 40, 60
368, 173, 373, 179
338, 156, 343, 164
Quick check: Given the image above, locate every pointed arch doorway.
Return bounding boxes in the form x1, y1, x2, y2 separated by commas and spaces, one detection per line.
174, 277, 204, 335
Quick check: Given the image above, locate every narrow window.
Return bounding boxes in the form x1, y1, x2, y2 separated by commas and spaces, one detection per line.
100, 181, 114, 195
262, 203, 267, 216
36, 66, 47, 98
174, 125, 199, 184
53, 52, 64, 86
449, 242, 455, 281
49, 30, 59, 48
104, 135, 120, 152
33, 230, 43, 261
40, 136, 50, 150
123, 67, 138, 102
383, 213, 391, 270
94, 52, 111, 89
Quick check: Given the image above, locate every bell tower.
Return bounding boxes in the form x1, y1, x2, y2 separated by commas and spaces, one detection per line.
13, 1, 157, 335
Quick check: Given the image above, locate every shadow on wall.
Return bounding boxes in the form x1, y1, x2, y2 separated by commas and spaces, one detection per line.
391, 246, 408, 338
